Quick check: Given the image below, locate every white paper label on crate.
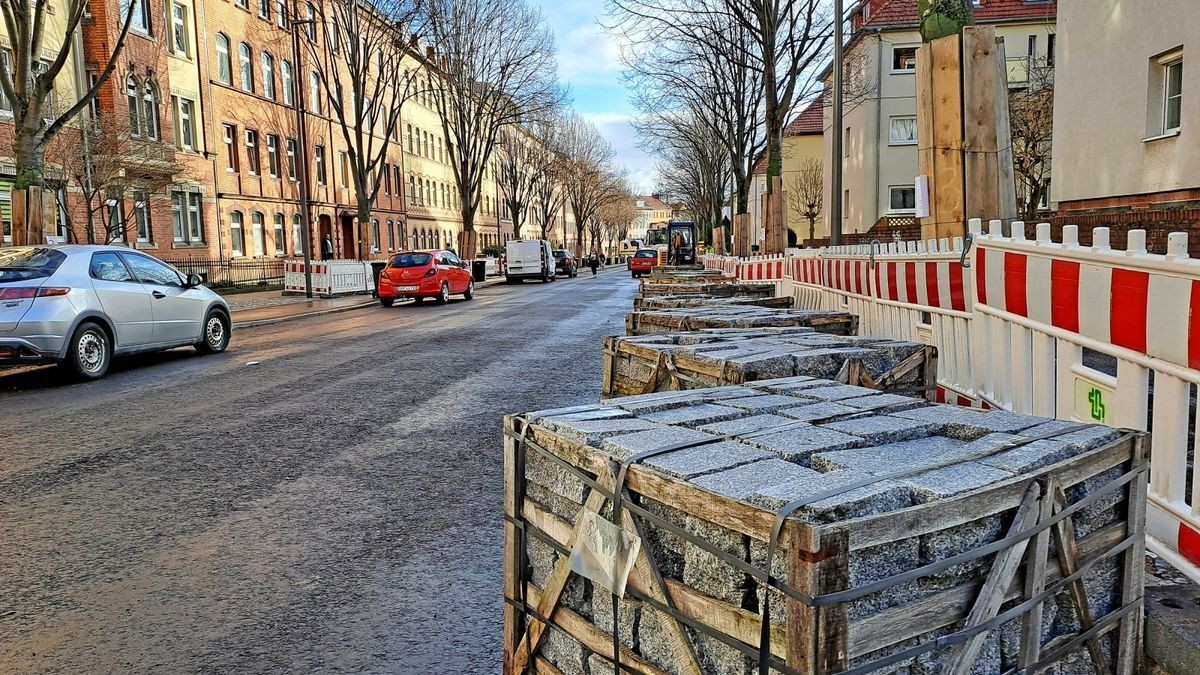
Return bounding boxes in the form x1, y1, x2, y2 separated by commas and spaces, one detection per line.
569, 510, 640, 598
1073, 375, 1114, 425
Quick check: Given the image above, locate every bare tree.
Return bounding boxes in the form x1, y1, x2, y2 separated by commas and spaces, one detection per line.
495, 127, 537, 238
420, 0, 562, 259
786, 157, 822, 244
47, 116, 184, 244
558, 113, 620, 258
1009, 55, 1054, 221
526, 118, 567, 240
305, 0, 421, 260
0, 0, 142, 241
598, 189, 636, 257
647, 113, 730, 246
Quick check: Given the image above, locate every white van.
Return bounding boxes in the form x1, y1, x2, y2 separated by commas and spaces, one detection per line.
505, 239, 556, 283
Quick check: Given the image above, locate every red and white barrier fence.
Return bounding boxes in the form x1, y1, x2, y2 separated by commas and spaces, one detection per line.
706, 220, 1200, 583
284, 259, 374, 296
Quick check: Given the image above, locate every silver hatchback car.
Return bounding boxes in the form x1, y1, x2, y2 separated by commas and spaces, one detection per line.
0, 245, 232, 380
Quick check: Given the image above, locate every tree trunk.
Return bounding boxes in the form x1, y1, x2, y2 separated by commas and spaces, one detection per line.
12, 129, 49, 245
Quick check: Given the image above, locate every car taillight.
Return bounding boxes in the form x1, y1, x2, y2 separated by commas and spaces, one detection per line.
0, 287, 64, 300
424, 268, 437, 277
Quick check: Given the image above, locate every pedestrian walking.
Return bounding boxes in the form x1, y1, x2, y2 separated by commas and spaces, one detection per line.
321, 234, 334, 260
589, 253, 599, 277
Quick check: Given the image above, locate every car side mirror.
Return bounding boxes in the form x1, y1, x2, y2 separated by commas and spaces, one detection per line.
186, 274, 203, 287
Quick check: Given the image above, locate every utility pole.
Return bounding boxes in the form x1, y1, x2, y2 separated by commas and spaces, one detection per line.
291, 1, 315, 298
830, 0, 844, 245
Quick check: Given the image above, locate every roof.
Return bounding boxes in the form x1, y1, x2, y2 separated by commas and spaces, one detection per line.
854, 0, 1056, 31
786, 92, 825, 136
638, 195, 670, 210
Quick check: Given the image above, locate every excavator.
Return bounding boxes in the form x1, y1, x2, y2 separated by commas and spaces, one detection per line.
643, 221, 699, 267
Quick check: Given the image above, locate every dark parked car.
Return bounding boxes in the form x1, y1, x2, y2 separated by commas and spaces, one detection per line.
552, 249, 578, 278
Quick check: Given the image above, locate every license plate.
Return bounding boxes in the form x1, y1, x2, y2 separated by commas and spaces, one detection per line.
397, 286, 418, 292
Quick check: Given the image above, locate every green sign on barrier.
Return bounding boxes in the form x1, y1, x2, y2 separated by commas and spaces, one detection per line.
1074, 376, 1114, 425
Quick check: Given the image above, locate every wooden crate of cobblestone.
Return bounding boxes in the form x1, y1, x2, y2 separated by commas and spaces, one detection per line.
639, 281, 777, 298
602, 329, 934, 401
626, 306, 859, 337
633, 294, 796, 311
502, 378, 1147, 675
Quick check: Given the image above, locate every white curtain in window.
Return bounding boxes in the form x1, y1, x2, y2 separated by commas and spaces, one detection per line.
889, 116, 917, 144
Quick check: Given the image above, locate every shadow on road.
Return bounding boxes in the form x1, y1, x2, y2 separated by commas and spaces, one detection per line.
0, 349, 205, 391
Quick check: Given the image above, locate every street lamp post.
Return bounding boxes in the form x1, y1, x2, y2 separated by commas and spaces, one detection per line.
830, 0, 844, 246
291, 4, 315, 298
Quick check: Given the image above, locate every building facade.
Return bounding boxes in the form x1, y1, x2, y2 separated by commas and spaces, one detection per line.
1052, 0, 1198, 213
0, 0, 547, 266
824, 0, 1057, 235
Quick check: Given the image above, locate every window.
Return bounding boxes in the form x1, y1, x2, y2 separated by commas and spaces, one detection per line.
843, 126, 850, 157
328, 18, 340, 52
239, 43, 254, 92
273, 214, 286, 254
1047, 34, 1056, 67
125, 254, 183, 287
266, 134, 280, 177
281, 60, 293, 105
406, 124, 414, 153
121, 0, 151, 33
172, 191, 204, 242
1027, 35, 1037, 60
215, 33, 232, 84
889, 185, 917, 213
245, 129, 260, 174
233, 0, 246, 9
230, 211, 245, 255
387, 220, 395, 250
286, 138, 297, 180
223, 123, 239, 171
251, 212, 266, 256
383, 163, 391, 194
338, 151, 348, 187
310, 71, 321, 113
257, 0, 269, 20
276, 0, 287, 27
0, 51, 12, 113
171, 2, 189, 56
393, 165, 401, 195
314, 145, 327, 184
132, 190, 152, 242
892, 46, 918, 73
144, 85, 160, 140
261, 52, 275, 99
371, 219, 380, 252
127, 77, 142, 136
305, 3, 316, 41
408, 175, 416, 204
174, 97, 195, 150
1164, 57, 1183, 133
292, 214, 303, 255
90, 252, 134, 282
889, 116, 917, 145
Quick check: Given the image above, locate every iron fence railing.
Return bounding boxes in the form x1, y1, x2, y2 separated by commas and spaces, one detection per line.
164, 257, 285, 289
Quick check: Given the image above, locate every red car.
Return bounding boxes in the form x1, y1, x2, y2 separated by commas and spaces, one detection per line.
629, 249, 659, 278
377, 250, 475, 306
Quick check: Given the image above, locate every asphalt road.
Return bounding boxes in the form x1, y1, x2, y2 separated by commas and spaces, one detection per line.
0, 266, 634, 674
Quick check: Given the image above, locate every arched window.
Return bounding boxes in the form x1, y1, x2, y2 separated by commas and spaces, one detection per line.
215, 33, 232, 84
261, 52, 275, 99
328, 18, 340, 53
273, 213, 285, 255
230, 211, 245, 256
304, 3, 316, 41
144, 83, 160, 140
291, 214, 302, 255
239, 42, 253, 92
280, 59, 293, 105
309, 71, 321, 114
251, 212, 266, 256
126, 77, 142, 136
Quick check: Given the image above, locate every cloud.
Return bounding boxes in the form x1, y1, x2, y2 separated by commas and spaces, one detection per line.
584, 112, 658, 194
556, 23, 623, 84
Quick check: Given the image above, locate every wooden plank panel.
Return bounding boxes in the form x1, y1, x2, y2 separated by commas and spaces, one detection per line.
915, 43, 939, 241
929, 33, 965, 241
962, 26, 1001, 223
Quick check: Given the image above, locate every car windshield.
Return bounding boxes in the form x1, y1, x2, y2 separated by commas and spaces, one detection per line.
553, 250, 569, 259
390, 252, 433, 268
635, 250, 658, 258
0, 248, 68, 282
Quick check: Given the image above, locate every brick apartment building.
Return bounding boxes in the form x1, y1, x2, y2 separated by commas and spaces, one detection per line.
0, 0, 528, 265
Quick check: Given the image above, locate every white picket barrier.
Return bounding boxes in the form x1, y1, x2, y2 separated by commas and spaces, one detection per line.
284, 259, 374, 296
714, 221, 1200, 582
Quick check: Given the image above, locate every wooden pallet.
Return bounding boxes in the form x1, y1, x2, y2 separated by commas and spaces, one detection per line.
625, 308, 859, 338
502, 395, 1148, 675
632, 295, 796, 311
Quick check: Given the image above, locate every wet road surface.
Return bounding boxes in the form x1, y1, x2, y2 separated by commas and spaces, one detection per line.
0, 267, 634, 674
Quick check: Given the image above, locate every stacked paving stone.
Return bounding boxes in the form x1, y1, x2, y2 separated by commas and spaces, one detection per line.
626, 305, 859, 337
633, 294, 796, 310
505, 377, 1144, 675
638, 278, 777, 298
603, 328, 935, 399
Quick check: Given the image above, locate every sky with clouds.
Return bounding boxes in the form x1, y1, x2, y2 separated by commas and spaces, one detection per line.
531, 0, 658, 194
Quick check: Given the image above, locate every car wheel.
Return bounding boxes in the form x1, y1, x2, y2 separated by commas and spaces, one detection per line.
63, 321, 111, 380
380, 297, 395, 307
196, 310, 231, 355
436, 282, 449, 304
464, 279, 475, 300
